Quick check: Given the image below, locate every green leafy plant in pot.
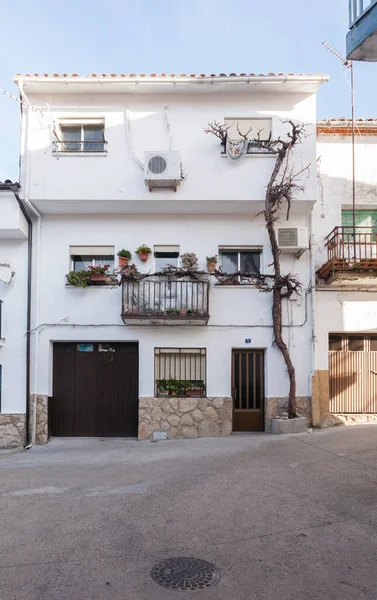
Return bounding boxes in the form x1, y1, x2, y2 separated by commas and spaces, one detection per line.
135, 244, 152, 262
117, 249, 132, 267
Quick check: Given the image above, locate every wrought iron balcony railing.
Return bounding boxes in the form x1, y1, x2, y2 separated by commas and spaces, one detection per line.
317, 226, 377, 280
122, 276, 209, 325
349, 0, 377, 27
53, 140, 108, 153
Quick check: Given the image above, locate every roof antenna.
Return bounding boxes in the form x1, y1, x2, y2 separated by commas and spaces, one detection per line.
322, 41, 356, 251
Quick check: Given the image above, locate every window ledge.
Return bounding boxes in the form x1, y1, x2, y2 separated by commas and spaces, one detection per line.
215, 284, 256, 288
220, 153, 276, 159
54, 152, 108, 158
65, 284, 117, 289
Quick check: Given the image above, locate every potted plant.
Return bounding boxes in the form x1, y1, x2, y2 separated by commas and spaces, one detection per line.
156, 379, 169, 396
166, 308, 180, 316
181, 252, 199, 270
117, 249, 132, 267
87, 264, 110, 283
135, 244, 152, 262
166, 378, 182, 396
186, 380, 205, 397
66, 270, 91, 288
206, 255, 218, 273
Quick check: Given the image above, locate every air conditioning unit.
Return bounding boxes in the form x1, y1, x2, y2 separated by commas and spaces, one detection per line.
144, 151, 181, 192
277, 227, 308, 255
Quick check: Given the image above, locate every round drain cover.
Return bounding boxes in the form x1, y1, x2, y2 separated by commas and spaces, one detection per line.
151, 557, 220, 591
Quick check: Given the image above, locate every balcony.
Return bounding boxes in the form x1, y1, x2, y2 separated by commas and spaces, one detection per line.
121, 276, 210, 325
317, 227, 377, 284
347, 0, 377, 60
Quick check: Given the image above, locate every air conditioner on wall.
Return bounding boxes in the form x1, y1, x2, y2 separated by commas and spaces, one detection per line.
277, 227, 308, 256
144, 151, 181, 192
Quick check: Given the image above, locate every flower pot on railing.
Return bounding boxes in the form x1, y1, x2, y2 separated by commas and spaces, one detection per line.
139, 252, 149, 262
207, 262, 216, 273
118, 256, 129, 267
90, 273, 107, 283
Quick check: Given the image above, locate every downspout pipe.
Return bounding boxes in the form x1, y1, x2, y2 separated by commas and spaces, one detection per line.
0, 180, 32, 447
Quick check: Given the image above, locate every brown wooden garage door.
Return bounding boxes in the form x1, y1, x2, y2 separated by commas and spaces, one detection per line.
52, 342, 138, 437
329, 334, 377, 413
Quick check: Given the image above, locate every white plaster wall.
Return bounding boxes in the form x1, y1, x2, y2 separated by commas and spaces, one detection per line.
315, 135, 377, 369
0, 192, 28, 239
24, 92, 317, 203
0, 240, 28, 413
34, 214, 313, 401
315, 135, 377, 268
316, 292, 377, 370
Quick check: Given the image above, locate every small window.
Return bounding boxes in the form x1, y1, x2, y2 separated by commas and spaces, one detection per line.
329, 334, 343, 351
154, 245, 179, 271
348, 335, 364, 352
223, 118, 274, 154
219, 248, 261, 280
59, 122, 106, 153
70, 246, 114, 271
155, 348, 206, 397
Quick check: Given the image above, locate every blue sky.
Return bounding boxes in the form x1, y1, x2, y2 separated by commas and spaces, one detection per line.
0, 0, 374, 181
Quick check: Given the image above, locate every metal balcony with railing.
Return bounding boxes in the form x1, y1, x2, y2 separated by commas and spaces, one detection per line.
347, 0, 377, 60
121, 276, 210, 325
317, 226, 377, 281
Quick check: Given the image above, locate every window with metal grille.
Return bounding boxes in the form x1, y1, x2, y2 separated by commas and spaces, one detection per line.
58, 122, 106, 153
70, 246, 115, 271
154, 348, 206, 397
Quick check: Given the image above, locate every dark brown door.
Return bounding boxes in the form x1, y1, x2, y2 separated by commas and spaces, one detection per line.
232, 349, 264, 431
52, 342, 138, 437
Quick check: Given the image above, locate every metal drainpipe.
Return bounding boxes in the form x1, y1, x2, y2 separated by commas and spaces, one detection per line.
2, 181, 32, 447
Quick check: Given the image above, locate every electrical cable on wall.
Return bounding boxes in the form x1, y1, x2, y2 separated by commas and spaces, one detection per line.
125, 109, 144, 169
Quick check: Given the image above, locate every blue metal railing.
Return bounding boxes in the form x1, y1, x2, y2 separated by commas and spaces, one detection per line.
349, 0, 377, 27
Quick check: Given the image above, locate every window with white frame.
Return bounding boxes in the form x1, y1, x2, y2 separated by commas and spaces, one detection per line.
219, 247, 261, 278
70, 246, 115, 271
223, 118, 274, 154
155, 348, 206, 397
58, 120, 106, 153
154, 245, 180, 271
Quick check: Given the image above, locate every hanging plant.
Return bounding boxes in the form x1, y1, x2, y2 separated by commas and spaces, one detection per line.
135, 244, 152, 262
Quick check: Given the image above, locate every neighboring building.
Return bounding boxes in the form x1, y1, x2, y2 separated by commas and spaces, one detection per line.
0, 183, 29, 447
315, 117, 377, 423
0, 71, 327, 447
347, 0, 377, 61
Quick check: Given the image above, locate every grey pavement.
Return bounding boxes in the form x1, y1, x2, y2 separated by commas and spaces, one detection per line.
1, 427, 377, 599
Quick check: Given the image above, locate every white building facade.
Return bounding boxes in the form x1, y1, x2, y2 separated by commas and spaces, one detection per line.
314, 118, 377, 422
0, 72, 327, 447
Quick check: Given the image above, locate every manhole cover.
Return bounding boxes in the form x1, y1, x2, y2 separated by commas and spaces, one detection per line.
151, 557, 220, 591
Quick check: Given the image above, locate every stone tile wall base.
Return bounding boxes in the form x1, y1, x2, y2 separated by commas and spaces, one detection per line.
266, 397, 311, 431
138, 397, 232, 440
30, 394, 49, 445
0, 414, 26, 448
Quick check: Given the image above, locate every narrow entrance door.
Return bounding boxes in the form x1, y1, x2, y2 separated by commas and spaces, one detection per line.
232, 349, 264, 431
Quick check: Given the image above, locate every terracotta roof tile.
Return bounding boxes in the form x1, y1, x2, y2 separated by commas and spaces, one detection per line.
15, 71, 326, 80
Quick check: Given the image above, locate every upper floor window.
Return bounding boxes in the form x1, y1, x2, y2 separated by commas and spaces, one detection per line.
70, 246, 114, 271
342, 210, 377, 233
58, 120, 106, 153
154, 245, 180, 271
223, 118, 274, 155
219, 247, 261, 275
